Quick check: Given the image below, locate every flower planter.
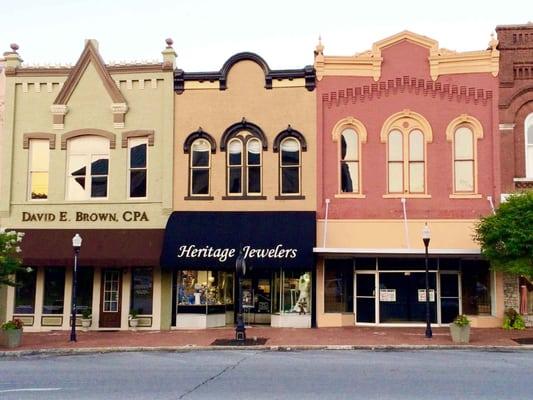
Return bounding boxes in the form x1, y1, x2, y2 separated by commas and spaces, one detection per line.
3, 329, 22, 348
129, 318, 139, 330
81, 318, 91, 332
450, 324, 470, 344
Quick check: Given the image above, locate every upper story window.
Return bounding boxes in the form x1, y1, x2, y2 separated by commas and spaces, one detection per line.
227, 139, 243, 195
247, 138, 262, 194
280, 138, 301, 195
128, 137, 147, 198
526, 113, 533, 178
67, 136, 109, 200
340, 129, 359, 193
227, 137, 262, 196
190, 139, 211, 196
28, 139, 49, 200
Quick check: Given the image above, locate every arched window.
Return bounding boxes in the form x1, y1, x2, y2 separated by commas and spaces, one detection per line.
280, 138, 301, 195
227, 138, 243, 195
190, 138, 211, 196
387, 129, 426, 194
526, 113, 533, 178
226, 136, 262, 196
247, 138, 262, 194
453, 126, 475, 192
340, 128, 359, 193
67, 136, 110, 200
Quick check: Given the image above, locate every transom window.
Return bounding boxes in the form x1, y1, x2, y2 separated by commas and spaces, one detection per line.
280, 138, 301, 195
387, 129, 426, 194
67, 136, 110, 200
190, 138, 211, 196
28, 139, 49, 200
340, 128, 359, 193
128, 137, 147, 198
227, 136, 262, 196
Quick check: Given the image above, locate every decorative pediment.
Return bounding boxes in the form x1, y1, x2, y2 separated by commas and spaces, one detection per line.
52, 39, 128, 129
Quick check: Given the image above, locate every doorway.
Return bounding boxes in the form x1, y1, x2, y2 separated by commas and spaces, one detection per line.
99, 269, 122, 328
242, 273, 271, 325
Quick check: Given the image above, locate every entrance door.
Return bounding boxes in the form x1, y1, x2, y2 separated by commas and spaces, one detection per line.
355, 273, 376, 323
99, 269, 122, 328
242, 275, 271, 324
440, 272, 460, 323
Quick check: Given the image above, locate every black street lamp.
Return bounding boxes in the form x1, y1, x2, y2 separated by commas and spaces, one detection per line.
422, 223, 432, 339
70, 233, 82, 342
235, 251, 246, 341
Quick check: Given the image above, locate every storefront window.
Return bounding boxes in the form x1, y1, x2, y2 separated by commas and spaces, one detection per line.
77, 268, 93, 314
273, 271, 312, 314
42, 267, 65, 314
461, 261, 491, 315
176, 270, 233, 314
324, 259, 353, 313
14, 268, 37, 314
131, 268, 153, 315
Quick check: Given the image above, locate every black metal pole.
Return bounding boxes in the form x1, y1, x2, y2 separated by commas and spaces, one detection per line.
70, 248, 79, 342
424, 239, 432, 339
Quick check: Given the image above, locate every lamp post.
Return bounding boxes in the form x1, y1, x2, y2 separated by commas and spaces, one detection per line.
235, 251, 246, 342
422, 223, 432, 339
70, 233, 82, 342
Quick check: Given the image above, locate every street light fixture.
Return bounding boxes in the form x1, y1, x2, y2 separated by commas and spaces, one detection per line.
422, 223, 432, 339
70, 233, 82, 342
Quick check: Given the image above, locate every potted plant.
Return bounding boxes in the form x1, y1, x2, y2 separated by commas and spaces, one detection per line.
1, 318, 24, 348
502, 308, 526, 330
129, 309, 139, 330
450, 314, 471, 344
81, 308, 92, 331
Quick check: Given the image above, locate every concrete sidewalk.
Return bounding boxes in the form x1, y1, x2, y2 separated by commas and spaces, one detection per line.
1, 326, 532, 356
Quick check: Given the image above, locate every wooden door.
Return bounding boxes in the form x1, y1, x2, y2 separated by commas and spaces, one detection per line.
99, 269, 122, 328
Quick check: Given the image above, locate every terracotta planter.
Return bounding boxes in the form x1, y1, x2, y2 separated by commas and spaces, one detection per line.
81, 318, 91, 331
129, 318, 139, 330
450, 324, 470, 344
3, 329, 22, 348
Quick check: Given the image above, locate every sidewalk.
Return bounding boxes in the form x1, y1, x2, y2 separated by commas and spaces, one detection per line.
1, 326, 532, 356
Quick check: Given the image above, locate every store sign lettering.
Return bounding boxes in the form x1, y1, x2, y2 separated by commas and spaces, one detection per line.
177, 244, 298, 262
21, 211, 149, 223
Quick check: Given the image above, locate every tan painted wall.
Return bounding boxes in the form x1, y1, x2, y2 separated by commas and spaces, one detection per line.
174, 60, 316, 211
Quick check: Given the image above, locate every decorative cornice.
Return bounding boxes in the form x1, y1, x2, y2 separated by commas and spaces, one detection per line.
314, 30, 499, 81
23, 132, 56, 149
110, 102, 128, 128
273, 125, 308, 152
61, 129, 116, 150
121, 130, 155, 148
321, 75, 493, 107
175, 52, 316, 93
50, 104, 68, 130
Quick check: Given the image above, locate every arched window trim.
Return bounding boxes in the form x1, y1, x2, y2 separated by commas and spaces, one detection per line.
188, 138, 212, 197
220, 119, 268, 151
278, 137, 302, 196
273, 126, 308, 152
61, 129, 116, 150
446, 114, 483, 196
184, 129, 217, 154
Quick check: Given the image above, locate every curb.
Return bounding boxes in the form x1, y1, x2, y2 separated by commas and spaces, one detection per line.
2, 344, 533, 357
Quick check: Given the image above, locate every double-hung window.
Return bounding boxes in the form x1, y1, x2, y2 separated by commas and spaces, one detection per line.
227, 137, 262, 196
340, 129, 359, 193
387, 129, 426, 194
526, 113, 533, 178
190, 139, 211, 196
280, 138, 301, 195
28, 139, 49, 200
128, 137, 148, 198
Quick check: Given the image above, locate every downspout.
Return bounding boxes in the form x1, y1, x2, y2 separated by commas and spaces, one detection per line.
487, 195, 496, 215
401, 197, 410, 248
322, 198, 330, 248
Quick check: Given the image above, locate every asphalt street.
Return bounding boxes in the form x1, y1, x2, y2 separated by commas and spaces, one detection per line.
1, 350, 532, 399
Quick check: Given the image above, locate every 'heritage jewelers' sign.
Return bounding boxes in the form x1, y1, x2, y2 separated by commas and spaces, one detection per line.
177, 244, 297, 263
21, 211, 149, 223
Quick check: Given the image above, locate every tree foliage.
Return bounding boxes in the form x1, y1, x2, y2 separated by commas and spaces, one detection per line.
475, 192, 533, 278
0, 228, 24, 286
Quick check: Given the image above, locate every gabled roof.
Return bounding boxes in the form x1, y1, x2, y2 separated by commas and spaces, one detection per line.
53, 39, 126, 105
371, 30, 439, 54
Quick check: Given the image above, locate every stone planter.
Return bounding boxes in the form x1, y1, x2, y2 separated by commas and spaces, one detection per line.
129, 318, 139, 330
81, 318, 91, 332
3, 329, 22, 348
450, 324, 470, 344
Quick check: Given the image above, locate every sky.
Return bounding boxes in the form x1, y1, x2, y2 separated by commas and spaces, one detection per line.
1, 0, 531, 71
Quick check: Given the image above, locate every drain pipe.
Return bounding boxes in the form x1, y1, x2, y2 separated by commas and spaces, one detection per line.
401, 197, 410, 248
323, 198, 330, 248
487, 195, 496, 215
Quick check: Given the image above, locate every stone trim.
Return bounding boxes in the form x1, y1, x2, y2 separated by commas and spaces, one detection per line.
331, 117, 368, 143
23, 133, 56, 149
50, 104, 68, 130
445, 114, 484, 141
183, 129, 216, 154
121, 130, 155, 148
380, 109, 433, 143
61, 129, 116, 150
273, 126, 308, 152
220, 119, 268, 151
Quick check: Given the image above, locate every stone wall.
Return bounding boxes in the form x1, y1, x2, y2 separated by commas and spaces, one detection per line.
503, 273, 520, 311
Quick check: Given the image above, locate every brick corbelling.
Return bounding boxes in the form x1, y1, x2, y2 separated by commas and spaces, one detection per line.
321, 76, 493, 107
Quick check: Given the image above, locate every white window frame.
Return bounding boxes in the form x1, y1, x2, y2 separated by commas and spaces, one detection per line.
127, 137, 148, 199
280, 137, 302, 195
387, 129, 427, 194
526, 113, 533, 178
246, 138, 262, 196
189, 138, 211, 197
227, 138, 244, 196
339, 129, 360, 194
28, 139, 50, 201
452, 126, 476, 194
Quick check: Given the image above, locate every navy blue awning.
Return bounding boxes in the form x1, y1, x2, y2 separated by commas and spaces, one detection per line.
160, 211, 316, 270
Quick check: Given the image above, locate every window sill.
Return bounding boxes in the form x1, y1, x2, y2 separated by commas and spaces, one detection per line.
334, 193, 366, 199
382, 194, 431, 199
222, 196, 267, 200
184, 196, 214, 200
449, 194, 483, 199
513, 177, 533, 182
275, 195, 306, 200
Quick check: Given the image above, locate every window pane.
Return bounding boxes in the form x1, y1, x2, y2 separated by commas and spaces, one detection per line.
68, 177, 86, 200
341, 129, 358, 160
324, 259, 353, 313
192, 140, 210, 167
69, 155, 86, 176
455, 127, 473, 160
228, 167, 242, 193
528, 145, 533, 177
409, 162, 425, 193
31, 172, 49, 199
282, 166, 299, 194
388, 163, 403, 193
248, 166, 261, 193
14, 269, 37, 314
30, 139, 49, 170
77, 268, 94, 314
91, 157, 109, 175
130, 143, 147, 168
192, 169, 209, 195
43, 267, 65, 314
91, 176, 108, 197
228, 140, 242, 165
341, 161, 358, 193
527, 122, 533, 144
409, 130, 424, 161
455, 160, 474, 192
388, 130, 403, 161
247, 139, 261, 165
131, 268, 153, 315
281, 139, 300, 165
461, 261, 491, 315
130, 170, 147, 197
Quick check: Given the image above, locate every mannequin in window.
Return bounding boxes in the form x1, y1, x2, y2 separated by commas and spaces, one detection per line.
293, 273, 311, 314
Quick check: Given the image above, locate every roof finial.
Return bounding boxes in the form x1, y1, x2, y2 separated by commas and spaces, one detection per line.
165, 38, 174, 48
315, 35, 324, 56
10, 43, 19, 53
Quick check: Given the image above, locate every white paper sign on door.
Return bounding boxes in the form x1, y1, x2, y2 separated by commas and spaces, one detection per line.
379, 289, 396, 302
418, 289, 435, 302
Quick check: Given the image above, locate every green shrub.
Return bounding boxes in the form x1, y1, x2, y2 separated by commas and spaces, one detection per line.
453, 314, 470, 327
503, 308, 526, 330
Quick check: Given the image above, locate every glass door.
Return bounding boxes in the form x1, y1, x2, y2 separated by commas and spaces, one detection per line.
355, 273, 376, 323
440, 272, 460, 323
